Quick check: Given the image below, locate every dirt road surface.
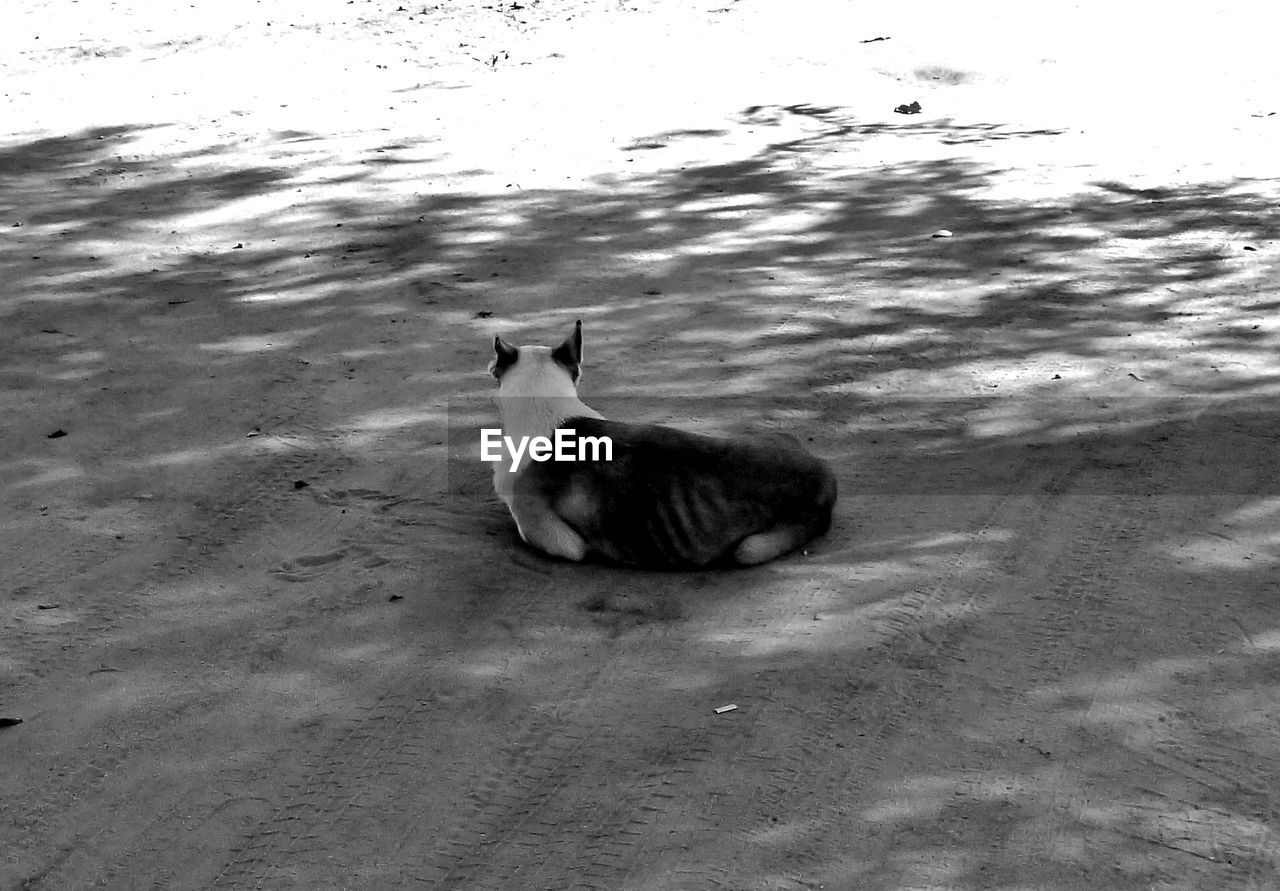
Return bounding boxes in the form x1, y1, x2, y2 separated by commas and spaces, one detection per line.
3, 1, 1279, 888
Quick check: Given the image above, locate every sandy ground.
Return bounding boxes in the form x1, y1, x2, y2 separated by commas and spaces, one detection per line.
3, 1, 1280, 888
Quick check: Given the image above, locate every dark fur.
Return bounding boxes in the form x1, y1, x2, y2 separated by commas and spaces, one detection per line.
513, 416, 836, 568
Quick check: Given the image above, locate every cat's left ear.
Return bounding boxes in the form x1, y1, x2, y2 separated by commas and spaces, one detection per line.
489, 336, 519, 379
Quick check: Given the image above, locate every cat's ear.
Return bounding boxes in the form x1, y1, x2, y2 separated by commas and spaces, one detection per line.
550, 320, 583, 383
489, 336, 519, 379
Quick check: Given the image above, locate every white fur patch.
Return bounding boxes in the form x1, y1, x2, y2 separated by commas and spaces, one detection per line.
492, 345, 602, 506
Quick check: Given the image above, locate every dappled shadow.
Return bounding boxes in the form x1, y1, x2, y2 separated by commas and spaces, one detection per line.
3, 102, 1279, 888
746, 102, 1071, 147
816, 613, 1280, 888
5, 110, 1276, 415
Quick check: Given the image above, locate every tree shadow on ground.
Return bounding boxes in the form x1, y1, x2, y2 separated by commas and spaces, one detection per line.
2, 105, 1278, 888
